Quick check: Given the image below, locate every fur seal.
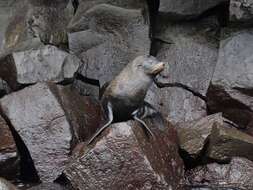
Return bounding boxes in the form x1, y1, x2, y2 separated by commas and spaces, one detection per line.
88, 55, 165, 144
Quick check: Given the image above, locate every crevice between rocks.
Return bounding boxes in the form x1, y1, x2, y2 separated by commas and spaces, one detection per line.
0, 107, 40, 183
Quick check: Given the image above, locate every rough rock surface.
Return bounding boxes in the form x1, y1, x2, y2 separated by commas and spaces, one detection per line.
177, 113, 223, 159
63, 116, 184, 190
0, 83, 73, 182
0, 115, 19, 179
230, 0, 253, 23
4, 0, 72, 50
186, 157, 253, 190
0, 178, 18, 190
159, 0, 226, 19
207, 29, 253, 133
146, 16, 219, 125
207, 124, 253, 162
0, 45, 81, 90
68, 4, 150, 86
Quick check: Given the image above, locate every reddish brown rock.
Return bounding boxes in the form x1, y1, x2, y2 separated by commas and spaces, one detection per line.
62, 115, 184, 190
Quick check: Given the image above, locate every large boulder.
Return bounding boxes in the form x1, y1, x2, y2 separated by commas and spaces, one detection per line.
0, 178, 18, 190
62, 116, 185, 190
186, 157, 253, 190
230, 0, 253, 23
0, 45, 81, 90
207, 29, 253, 134
68, 3, 150, 87
3, 0, 73, 50
146, 16, 220, 125
0, 115, 19, 179
0, 83, 103, 182
159, 0, 227, 20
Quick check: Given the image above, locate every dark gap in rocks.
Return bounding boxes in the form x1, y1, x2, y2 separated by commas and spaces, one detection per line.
71, 0, 79, 14
0, 108, 40, 183
55, 174, 74, 190
74, 73, 100, 87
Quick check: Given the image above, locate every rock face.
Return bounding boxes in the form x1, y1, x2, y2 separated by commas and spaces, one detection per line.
207, 29, 253, 133
207, 124, 253, 162
4, 0, 72, 50
68, 3, 150, 86
186, 157, 253, 190
177, 113, 223, 159
0, 115, 19, 179
63, 116, 184, 190
0, 178, 18, 190
0, 45, 81, 90
146, 16, 219, 125
230, 0, 253, 23
159, 0, 226, 19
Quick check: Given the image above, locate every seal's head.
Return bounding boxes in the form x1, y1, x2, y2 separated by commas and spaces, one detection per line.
131, 55, 165, 77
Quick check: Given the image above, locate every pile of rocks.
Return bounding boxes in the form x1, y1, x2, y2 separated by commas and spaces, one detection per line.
0, 0, 253, 189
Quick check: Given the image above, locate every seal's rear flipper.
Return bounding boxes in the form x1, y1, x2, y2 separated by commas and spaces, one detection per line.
88, 102, 113, 145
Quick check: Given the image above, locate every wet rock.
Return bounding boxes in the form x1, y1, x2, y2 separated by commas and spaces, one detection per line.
0, 115, 19, 179
146, 16, 219, 125
207, 29, 253, 133
0, 178, 18, 190
0, 83, 74, 182
230, 0, 253, 23
62, 116, 184, 190
27, 183, 68, 190
186, 157, 253, 190
68, 4, 150, 86
207, 124, 253, 162
0, 45, 81, 90
178, 113, 223, 159
159, 0, 227, 20
4, 0, 72, 50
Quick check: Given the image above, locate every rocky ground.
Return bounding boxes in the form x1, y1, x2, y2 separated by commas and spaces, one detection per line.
0, 0, 253, 190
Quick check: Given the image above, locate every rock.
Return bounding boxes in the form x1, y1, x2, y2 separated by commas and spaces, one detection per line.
230, 0, 253, 23
207, 29, 253, 133
0, 79, 11, 97
186, 157, 253, 190
178, 113, 223, 159
0, 178, 18, 190
68, 4, 150, 86
62, 115, 185, 190
4, 0, 72, 50
207, 124, 253, 162
27, 183, 68, 190
159, 0, 226, 20
146, 16, 220, 125
0, 45, 81, 90
0, 115, 19, 179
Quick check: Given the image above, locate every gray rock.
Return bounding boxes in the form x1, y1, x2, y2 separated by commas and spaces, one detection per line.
0, 83, 74, 182
186, 157, 253, 190
207, 124, 253, 162
0, 115, 19, 179
62, 116, 185, 190
4, 0, 72, 50
68, 4, 150, 86
159, 0, 226, 20
146, 16, 220, 125
0, 178, 18, 190
207, 29, 253, 133
230, 0, 253, 23
0, 45, 81, 90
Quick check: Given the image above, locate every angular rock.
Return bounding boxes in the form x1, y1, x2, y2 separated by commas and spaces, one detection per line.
146, 16, 220, 125
207, 125, 253, 162
4, 0, 72, 50
0, 178, 18, 190
159, 0, 227, 20
178, 113, 223, 159
68, 4, 150, 86
62, 116, 184, 190
0, 45, 81, 90
0, 115, 19, 179
186, 157, 253, 190
230, 0, 253, 23
207, 29, 253, 133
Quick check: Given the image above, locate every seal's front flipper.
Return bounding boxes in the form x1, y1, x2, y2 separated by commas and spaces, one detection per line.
88, 102, 113, 145
132, 109, 155, 138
